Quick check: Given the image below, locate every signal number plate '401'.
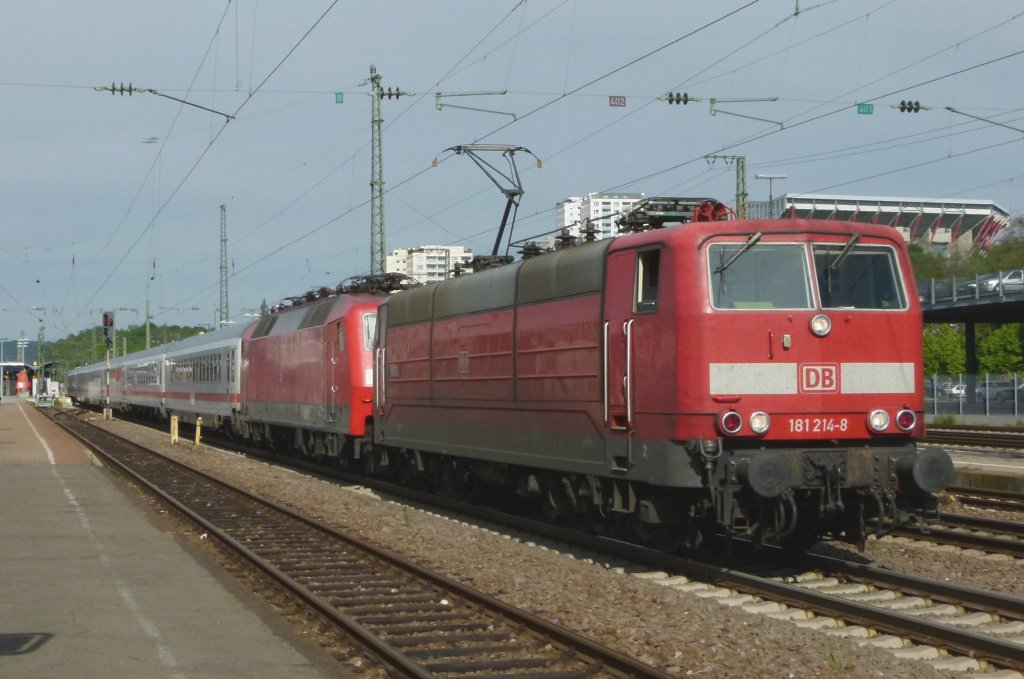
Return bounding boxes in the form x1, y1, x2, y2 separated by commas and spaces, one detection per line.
786, 417, 849, 434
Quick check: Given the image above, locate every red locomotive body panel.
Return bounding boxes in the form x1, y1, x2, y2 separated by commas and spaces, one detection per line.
515, 295, 601, 403
431, 309, 515, 402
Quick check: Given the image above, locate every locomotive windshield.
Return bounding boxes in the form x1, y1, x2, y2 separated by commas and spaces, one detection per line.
708, 239, 907, 310
813, 243, 906, 309
710, 243, 813, 309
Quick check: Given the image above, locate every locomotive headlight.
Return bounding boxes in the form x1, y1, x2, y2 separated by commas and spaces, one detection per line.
895, 409, 916, 432
749, 411, 770, 435
720, 411, 743, 435
868, 409, 890, 432
810, 314, 831, 337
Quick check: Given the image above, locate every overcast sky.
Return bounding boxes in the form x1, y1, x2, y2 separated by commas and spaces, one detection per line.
2, 0, 1022, 345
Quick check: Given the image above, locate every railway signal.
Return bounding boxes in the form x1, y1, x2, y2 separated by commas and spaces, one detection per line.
895, 100, 931, 112
102, 311, 115, 348
661, 92, 700, 105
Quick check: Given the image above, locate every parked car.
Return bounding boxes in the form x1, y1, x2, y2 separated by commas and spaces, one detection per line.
975, 380, 1016, 402
959, 270, 1024, 296
942, 383, 967, 398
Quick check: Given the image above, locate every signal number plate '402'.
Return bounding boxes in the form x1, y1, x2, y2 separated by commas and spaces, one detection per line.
786, 417, 849, 434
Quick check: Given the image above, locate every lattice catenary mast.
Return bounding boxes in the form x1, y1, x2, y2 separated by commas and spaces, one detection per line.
219, 204, 229, 325
366, 65, 410, 274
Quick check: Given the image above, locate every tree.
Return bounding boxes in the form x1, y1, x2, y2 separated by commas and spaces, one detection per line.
922, 324, 965, 376
907, 243, 948, 280
977, 324, 1024, 374
981, 229, 1024, 272
47, 323, 209, 381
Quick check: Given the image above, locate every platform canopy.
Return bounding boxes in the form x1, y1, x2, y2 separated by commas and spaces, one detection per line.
746, 193, 1010, 253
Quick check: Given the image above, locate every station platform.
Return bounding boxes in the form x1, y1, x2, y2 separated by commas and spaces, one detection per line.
0, 395, 338, 678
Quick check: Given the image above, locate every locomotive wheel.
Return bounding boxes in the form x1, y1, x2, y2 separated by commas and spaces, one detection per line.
436, 457, 473, 500
392, 450, 421, 487
539, 473, 571, 522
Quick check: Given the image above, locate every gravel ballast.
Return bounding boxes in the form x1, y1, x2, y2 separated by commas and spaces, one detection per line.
93, 416, 1015, 678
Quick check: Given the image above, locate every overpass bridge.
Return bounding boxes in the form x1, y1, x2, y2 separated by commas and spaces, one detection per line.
919, 271, 1024, 373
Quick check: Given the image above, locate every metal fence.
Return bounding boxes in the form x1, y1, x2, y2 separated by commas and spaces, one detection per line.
918, 270, 1024, 304
926, 373, 1024, 418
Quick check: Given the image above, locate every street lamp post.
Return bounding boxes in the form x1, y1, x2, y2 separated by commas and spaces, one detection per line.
755, 173, 787, 204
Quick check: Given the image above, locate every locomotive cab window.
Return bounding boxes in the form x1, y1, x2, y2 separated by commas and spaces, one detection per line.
362, 313, 377, 351
813, 242, 906, 310
709, 242, 812, 310
635, 249, 661, 312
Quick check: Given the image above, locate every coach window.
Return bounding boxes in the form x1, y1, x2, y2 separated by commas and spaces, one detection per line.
636, 249, 661, 313
338, 327, 345, 353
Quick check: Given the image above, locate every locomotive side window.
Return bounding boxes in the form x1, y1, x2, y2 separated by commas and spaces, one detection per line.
813, 244, 906, 310
636, 249, 661, 313
338, 327, 346, 352
709, 243, 812, 310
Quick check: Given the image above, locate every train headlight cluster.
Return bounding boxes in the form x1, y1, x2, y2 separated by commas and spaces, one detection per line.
720, 410, 771, 436
895, 409, 916, 432
868, 408, 916, 433
809, 314, 831, 337
868, 409, 890, 432
721, 411, 743, 435
749, 411, 771, 434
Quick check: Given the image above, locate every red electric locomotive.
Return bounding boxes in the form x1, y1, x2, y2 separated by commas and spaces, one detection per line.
237, 275, 414, 459
372, 198, 952, 548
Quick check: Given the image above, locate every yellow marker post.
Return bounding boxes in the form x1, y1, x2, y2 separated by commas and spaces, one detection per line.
170, 415, 179, 444
194, 417, 202, 447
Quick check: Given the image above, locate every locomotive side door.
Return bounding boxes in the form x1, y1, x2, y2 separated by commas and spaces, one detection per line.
326, 321, 341, 424
603, 249, 639, 472
604, 246, 661, 473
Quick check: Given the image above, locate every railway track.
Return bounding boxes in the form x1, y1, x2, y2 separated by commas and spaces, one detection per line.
949, 486, 1024, 512
927, 425, 1024, 450
47, 408, 675, 678
63, 407, 1024, 676
381, 482, 1024, 674
203, 436, 1024, 673
889, 512, 1024, 558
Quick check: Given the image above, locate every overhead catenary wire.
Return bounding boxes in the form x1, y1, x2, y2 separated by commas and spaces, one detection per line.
20, 2, 1024, 338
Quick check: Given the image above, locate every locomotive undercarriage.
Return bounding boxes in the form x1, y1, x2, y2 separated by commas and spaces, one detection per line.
337, 434, 952, 552
698, 439, 954, 550
217, 414, 952, 552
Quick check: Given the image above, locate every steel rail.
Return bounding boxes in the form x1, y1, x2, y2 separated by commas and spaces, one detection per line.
48, 409, 676, 679
63, 407, 1024, 673
926, 426, 1024, 449
947, 486, 1024, 512
234, 440, 1024, 672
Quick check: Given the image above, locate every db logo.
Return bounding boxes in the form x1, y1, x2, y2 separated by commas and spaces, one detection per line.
801, 363, 839, 392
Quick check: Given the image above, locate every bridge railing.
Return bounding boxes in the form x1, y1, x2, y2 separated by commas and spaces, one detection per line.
917, 270, 1024, 304
926, 373, 1024, 418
